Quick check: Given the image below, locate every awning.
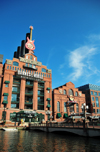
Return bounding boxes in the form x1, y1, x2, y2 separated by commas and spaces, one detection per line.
47, 98, 51, 101
64, 113, 68, 118
2, 101, 8, 104
17, 111, 25, 114
57, 113, 62, 118
5, 81, 10, 84
3, 93, 9, 96
47, 87, 51, 90
47, 104, 51, 108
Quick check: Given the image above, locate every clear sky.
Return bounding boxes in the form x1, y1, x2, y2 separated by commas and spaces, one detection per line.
0, 0, 100, 89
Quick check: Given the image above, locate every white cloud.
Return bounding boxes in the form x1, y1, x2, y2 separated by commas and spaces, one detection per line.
68, 46, 97, 81
88, 34, 100, 42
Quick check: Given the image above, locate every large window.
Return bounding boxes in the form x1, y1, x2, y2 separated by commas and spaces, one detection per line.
91, 91, 93, 95
76, 103, 79, 112
96, 97, 99, 107
4, 96, 7, 101
64, 102, 67, 112
30, 55, 32, 60
94, 92, 97, 96
12, 87, 18, 92
98, 92, 100, 96
92, 103, 95, 107
57, 101, 60, 112
41, 68, 46, 73
69, 89, 73, 96
11, 94, 17, 101
97, 109, 100, 114
75, 92, 78, 96
70, 105, 74, 113
64, 90, 66, 95
92, 97, 94, 101
13, 62, 19, 66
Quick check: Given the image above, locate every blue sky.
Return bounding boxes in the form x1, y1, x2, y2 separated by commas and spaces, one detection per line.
0, 0, 100, 89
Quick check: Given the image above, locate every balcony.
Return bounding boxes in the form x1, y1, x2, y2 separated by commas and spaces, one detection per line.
13, 81, 20, 84
11, 101, 19, 104
25, 101, 33, 105
12, 90, 20, 94
25, 91, 33, 96
38, 85, 44, 88
26, 83, 33, 87
38, 93, 44, 97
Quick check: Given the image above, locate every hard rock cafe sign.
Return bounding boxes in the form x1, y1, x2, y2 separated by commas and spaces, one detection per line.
25, 37, 35, 51
67, 95, 77, 104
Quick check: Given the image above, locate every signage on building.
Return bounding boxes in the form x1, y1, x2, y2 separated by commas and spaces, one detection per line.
24, 111, 36, 114
25, 37, 35, 51
19, 57, 42, 66
6, 59, 12, 64
17, 70, 43, 80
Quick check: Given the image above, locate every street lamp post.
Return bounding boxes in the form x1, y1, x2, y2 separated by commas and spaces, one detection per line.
81, 103, 89, 130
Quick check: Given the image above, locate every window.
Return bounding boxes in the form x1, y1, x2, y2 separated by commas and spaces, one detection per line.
64, 90, 66, 95
26, 55, 28, 59
13, 62, 19, 66
76, 103, 79, 112
69, 89, 73, 96
33, 65, 36, 69
92, 97, 94, 101
20, 68, 21, 71
93, 109, 95, 113
42, 68, 46, 73
29, 64, 32, 67
25, 63, 28, 67
12, 87, 18, 92
12, 67, 14, 70
30, 55, 32, 60
4, 96, 7, 101
10, 66, 11, 70
91, 91, 93, 95
5, 84, 8, 87
64, 102, 67, 112
34, 57, 36, 61
11, 94, 17, 101
75, 92, 78, 96
45, 74, 46, 77
97, 109, 100, 114
49, 75, 50, 78
98, 92, 100, 96
11, 104, 17, 108
57, 101, 60, 112
96, 97, 99, 107
7, 66, 9, 69
15, 67, 16, 71
92, 103, 95, 107
94, 92, 97, 96
70, 105, 74, 113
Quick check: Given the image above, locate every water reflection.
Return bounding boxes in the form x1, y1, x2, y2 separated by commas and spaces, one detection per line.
0, 130, 100, 152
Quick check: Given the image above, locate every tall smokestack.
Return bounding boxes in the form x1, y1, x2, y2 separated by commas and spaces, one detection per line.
21, 40, 26, 57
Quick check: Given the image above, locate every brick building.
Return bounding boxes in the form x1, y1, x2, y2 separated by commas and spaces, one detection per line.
52, 82, 85, 122
78, 84, 100, 116
0, 26, 52, 123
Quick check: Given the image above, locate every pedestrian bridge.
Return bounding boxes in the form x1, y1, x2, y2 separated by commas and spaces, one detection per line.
29, 122, 100, 137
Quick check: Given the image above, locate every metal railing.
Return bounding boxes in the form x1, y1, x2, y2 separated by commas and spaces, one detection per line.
30, 122, 100, 129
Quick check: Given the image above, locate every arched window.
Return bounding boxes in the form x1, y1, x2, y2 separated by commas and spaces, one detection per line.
64, 90, 66, 95
41, 68, 46, 73
76, 103, 79, 112
57, 101, 60, 112
70, 105, 74, 113
69, 89, 73, 96
30, 55, 32, 60
7, 66, 9, 69
64, 102, 67, 112
75, 92, 78, 96
81, 104, 83, 112
13, 62, 19, 66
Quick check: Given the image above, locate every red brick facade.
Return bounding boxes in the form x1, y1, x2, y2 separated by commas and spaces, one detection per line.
52, 82, 85, 122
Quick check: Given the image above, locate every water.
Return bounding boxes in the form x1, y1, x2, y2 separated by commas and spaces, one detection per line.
0, 130, 100, 152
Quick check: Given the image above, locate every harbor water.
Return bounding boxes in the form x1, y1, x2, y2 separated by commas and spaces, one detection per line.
0, 130, 100, 152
